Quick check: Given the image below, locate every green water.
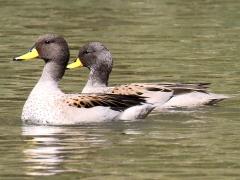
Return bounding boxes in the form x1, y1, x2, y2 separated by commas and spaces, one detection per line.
0, 0, 239, 179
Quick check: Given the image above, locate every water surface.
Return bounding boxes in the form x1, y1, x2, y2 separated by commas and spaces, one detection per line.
0, 0, 239, 179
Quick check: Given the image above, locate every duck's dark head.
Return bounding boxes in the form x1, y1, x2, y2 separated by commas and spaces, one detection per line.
67, 42, 113, 73
13, 34, 70, 67
67, 42, 113, 87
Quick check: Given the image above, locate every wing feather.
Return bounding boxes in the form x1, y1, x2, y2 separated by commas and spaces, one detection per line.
64, 94, 147, 111
110, 83, 209, 96
110, 84, 172, 95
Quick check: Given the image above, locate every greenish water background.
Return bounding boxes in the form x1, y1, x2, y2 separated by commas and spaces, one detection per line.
0, 0, 239, 179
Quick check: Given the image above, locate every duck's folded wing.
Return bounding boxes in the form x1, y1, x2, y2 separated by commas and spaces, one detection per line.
156, 82, 208, 88
64, 94, 147, 111
121, 82, 210, 95
110, 84, 173, 95
154, 82, 210, 95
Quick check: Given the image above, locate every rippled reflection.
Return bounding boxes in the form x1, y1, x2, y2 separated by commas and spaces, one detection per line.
22, 125, 108, 176
22, 126, 65, 176
21, 123, 147, 176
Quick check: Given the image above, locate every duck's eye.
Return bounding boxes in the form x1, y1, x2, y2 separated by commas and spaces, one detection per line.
45, 40, 50, 44
83, 49, 94, 55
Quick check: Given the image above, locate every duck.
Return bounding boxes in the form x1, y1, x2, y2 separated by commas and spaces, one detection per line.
67, 42, 228, 109
13, 34, 155, 125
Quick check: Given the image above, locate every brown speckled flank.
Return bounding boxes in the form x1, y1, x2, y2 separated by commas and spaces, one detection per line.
111, 84, 173, 95
64, 94, 146, 111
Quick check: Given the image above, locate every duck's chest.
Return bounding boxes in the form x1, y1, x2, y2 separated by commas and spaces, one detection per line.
21, 92, 63, 124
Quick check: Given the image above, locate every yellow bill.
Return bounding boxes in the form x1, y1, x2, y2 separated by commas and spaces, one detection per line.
13, 48, 39, 61
66, 58, 83, 69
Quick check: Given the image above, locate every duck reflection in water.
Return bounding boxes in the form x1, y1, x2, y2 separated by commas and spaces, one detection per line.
22, 125, 109, 176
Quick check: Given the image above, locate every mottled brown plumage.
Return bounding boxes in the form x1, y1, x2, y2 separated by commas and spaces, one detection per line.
64, 94, 147, 111
110, 84, 172, 95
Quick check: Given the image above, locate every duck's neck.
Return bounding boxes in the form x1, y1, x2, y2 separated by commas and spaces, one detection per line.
82, 66, 111, 93
34, 62, 66, 94
40, 62, 65, 83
